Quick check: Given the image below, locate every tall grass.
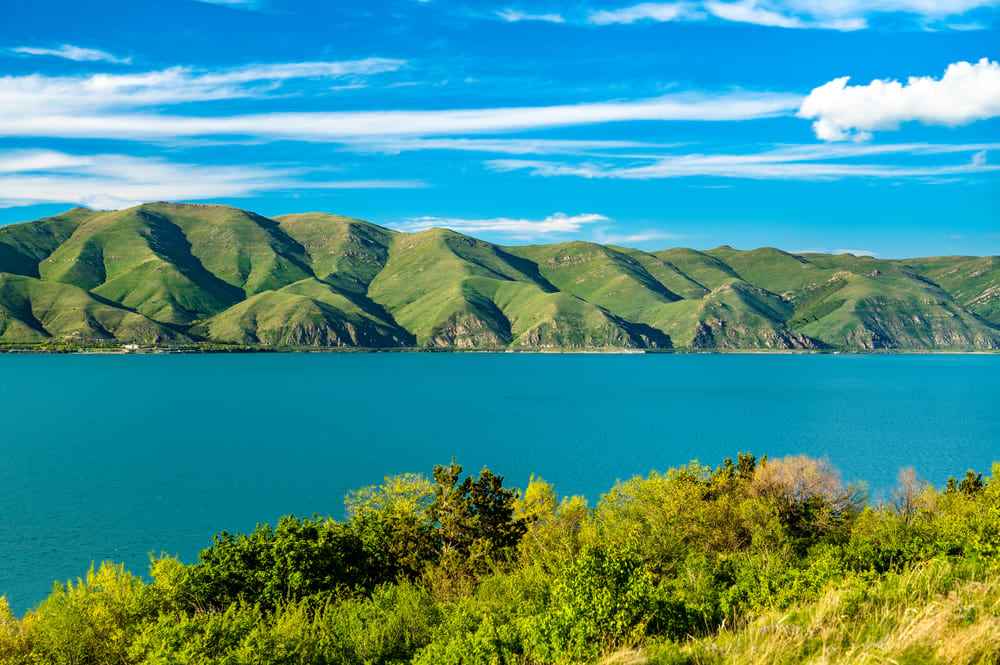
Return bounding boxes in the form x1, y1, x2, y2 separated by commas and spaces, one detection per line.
638, 558, 1000, 665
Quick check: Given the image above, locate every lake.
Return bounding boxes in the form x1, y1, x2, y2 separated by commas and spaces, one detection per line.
1, 352, 997, 613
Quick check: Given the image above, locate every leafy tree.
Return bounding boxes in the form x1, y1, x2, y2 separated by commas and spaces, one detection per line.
516, 476, 592, 569
959, 470, 986, 496
428, 459, 527, 573
346, 473, 439, 580
189, 515, 381, 610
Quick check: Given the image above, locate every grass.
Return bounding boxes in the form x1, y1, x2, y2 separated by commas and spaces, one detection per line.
0, 273, 184, 343
636, 558, 1000, 665
0, 202, 998, 350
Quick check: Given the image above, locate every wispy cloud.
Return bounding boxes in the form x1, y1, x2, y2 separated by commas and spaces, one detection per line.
593, 229, 682, 245
488, 142, 1000, 181
792, 247, 879, 256
0, 150, 423, 210
800, 58, 1000, 141
587, 2, 700, 24
0, 58, 407, 118
0, 78, 802, 141
193, 0, 265, 9
8, 44, 132, 64
833, 249, 878, 257
343, 137, 681, 155
576, 0, 998, 29
393, 212, 608, 238
704, 1, 865, 30
496, 8, 566, 22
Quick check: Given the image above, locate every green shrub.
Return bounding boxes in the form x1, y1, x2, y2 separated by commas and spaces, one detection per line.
32, 561, 155, 665
188, 515, 382, 610
533, 541, 658, 662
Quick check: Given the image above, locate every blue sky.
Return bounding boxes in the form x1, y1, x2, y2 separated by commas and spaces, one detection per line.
0, 0, 997, 257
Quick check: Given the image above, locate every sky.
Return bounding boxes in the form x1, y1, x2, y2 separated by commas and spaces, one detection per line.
0, 0, 997, 257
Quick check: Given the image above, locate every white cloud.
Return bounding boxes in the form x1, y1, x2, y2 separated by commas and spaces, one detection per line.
9, 44, 132, 64
394, 213, 608, 237
791, 247, 879, 256
799, 59, 1000, 141
833, 249, 878, 257
496, 8, 566, 22
0, 150, 423, 209
705, 1, 806, 26
193, 0, 264, 9
783, 0, 999, 18
488, 142, 1000, 180
593, 229, 682, 244
344, 137, 679, 155
0, 59, 406, 118
705, 1, 866, 29
587, 2, 699, 24
0, 84, 802, 141
582, 0, 998, 29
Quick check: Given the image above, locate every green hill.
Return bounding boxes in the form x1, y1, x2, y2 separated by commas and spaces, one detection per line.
0, 202, 997, 351
0, 273, 185, 343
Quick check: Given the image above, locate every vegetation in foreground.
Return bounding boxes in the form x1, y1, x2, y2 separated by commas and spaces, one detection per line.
2, 455, 999, 664
1, 201, 998, 351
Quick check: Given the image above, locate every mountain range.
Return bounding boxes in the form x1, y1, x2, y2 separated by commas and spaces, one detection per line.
0, 201, 997, 351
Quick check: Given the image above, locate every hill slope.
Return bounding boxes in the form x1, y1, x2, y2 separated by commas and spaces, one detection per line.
0, 202, 997, 350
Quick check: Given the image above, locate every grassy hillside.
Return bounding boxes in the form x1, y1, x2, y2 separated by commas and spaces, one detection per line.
0, 202, 998, 350
0, 273, 185, 343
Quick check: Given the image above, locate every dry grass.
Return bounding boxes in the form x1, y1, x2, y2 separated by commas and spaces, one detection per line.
636, 559, 1000, 665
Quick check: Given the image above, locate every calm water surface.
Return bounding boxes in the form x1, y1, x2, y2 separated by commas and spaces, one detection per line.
1, 353, 997, 612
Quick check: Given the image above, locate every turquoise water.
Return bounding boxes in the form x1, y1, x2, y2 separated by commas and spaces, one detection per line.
1, 353, 997, 613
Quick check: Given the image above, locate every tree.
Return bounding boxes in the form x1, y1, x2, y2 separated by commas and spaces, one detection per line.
189, 515, 380, 610
346, 473, 438, 579
428, 459, 527, 572
751, 455, 865, 541
891, 467, 930, 524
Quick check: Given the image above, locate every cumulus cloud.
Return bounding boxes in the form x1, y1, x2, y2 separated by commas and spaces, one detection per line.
799, 59, 1000, 141
496, 8, 566, 22
394, 213, 608, 238
9, 44, 132, 64
0, 150, 423, 209
489, 142, 1000, 180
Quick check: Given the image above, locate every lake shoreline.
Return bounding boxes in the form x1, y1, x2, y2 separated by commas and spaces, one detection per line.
1, 345, 997, 355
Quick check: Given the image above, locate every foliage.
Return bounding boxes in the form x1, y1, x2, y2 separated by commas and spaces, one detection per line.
2, 455, 999, 665
428, 459, 528, 575
31, 561, 154, 665
534, 540, 659, 662
187, 514, 384, 610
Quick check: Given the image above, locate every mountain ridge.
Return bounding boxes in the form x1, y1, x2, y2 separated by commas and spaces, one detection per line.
1, 201, 997, 350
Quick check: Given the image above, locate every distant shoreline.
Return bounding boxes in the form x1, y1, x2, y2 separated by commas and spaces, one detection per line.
1, 345, 997, 355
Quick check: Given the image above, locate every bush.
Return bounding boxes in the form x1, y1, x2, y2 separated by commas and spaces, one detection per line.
188, 515, 382, 610
32, 561, 155, 665
534, 541, 658, 662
